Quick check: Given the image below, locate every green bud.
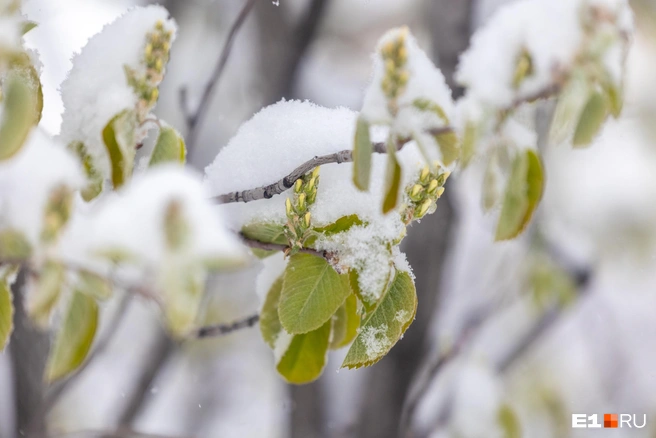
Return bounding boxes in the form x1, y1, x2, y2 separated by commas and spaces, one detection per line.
311, 167, 320, 179
417, 199, 432, 217
436, 187, 445, 197
285, 198, 293, 217
294, 179, 303, 193
304, 212, 311, 228
298, 193, 306, 210
420, 166, 430, 183
427, 179, 438, 195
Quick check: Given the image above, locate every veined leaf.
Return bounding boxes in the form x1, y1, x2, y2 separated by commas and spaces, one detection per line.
572, 91, 608, 147
149, 125, 186, 166
26, 261, 65, 328
495, 149, 544, 241
45, 290, 98, 382
276, 319, 331, 384
342, 270, 417, 368
279, 253, 351, 334
260, 275, 284, 349
241, 222, 288, 258
498, 404, 521, 438
382, 142, 402, 213
330, 293, 360, 349
353, 117, 372, 191
0, 73, 37, 161
102, 109, 137, 188
0, 229, 32, 259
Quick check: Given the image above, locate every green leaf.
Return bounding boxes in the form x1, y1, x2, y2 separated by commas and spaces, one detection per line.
241, 223, 288, 245
160, 266, 205, 338
498, 404, 521, 438
342, 270, 417, 368
603, 80, 623, 119
330, 293, 360, 349
512, 49, 533, 89
40, 185, 74, 243
0, 229, 32, 260
349, 270, 376, 314
434, 131, 459, 166
382, 142, 402, 213
26, 261, 65, 327
304, 215, 365, 247
102, 109, 137, 188
260, 275, 284, 349
0, 272, 14, 351
460, 121, 478, 167
494, 149, 543, 241
276, 318, 331, 384
549, 75, 589, 145
412, 98, 449, 123
78, 270, 113, 301
572, 91, 608, 147
279, 253, 351, 334
353, 117, 372, 191
69, 142, 103, 202
163, 200, 189, 251
0, 73, 37, 161
149, 125, 187, 166
9, 56, 44, 124
45, 290, 98, 382
21, 21, 38, 35
495, 149, 544, 241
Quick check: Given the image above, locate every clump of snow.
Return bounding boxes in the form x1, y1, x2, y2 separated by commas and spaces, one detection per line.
0, 128, 84, 245
88, 165, 245, 270
360, 324, 390, 360
456, 0, 632, 109
205, 100, 422, 303
361, 27, 454, 134
59, 5, 177, 182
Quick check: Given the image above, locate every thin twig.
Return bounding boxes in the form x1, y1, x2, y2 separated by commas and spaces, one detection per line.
181, 0, 258, 154
194, 313, 260, 338
214, 127, 453, 204
240, 233, 329, 259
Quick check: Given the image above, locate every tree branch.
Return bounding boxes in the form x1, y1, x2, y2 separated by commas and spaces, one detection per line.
180, 0, 258, 153
239, 233, 329, 259
214, 127, 453, 204
193, 313, 260, 338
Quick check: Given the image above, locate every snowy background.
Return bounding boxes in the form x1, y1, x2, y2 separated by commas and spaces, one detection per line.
2, 0, 656, 437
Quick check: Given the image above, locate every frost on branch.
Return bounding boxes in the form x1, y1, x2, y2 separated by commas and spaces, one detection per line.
59, 6, 178, 195
89, 166, 246, 336
206, 100, 446, 380
454, 0, 632, 240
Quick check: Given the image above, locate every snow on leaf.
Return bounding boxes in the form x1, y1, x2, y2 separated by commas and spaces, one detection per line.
278, 253, 351, 335
45, 290, 98, 382
342, 270, 416, 368
149, 125, 186, 167
102, 109, 137, 189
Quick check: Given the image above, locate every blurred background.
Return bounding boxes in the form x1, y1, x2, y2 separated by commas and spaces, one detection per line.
2, 0, 656, 437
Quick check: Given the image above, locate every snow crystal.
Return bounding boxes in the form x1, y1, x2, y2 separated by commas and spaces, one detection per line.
361, 27, 454, 136
0, 129, 84, 245
456, 0, 633, 108
59, 5, 177, 182
360, 324, 390, 360
88, 165, 245, 269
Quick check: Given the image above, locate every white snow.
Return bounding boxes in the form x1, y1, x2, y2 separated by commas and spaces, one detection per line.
360, 324, 390, 360
58, 5, 177, 182
88, 165, 245, 270
0, 128, 84, 246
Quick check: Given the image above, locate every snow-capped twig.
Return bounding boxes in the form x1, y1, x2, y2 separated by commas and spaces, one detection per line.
214, 127, 453, 204
193, 313, 260, 338
180, 0, 258, 153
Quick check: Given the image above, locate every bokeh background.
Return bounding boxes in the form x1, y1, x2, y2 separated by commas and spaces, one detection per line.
2, 0, 656, 437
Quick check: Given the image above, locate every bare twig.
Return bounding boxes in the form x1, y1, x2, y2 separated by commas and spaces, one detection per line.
194, 313, 260, 338
214, 127, 453, 204
181, 0, 258, 153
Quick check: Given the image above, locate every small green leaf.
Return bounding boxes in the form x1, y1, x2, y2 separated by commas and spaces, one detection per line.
330, 293, 360, 349
279, 253, 351, 334
412, 98, 449, 123
460, 121, 478, 167
603, 80, 623, 119
0, 73, 37, 161
0, 273, 14, 351
21, 21, 38, 35
382, 142, 402, 213
78, 270, 113, 301
102, 109, 137, 188
276, 318, 331, 384
342, 270, 417, 368
304, 215, 365, 246
241, 223, 288, 245
26, 261, 65, 327
572, 91, 608, 147
0, 229, 32, 260
9, 55, 44, 123
353, 117, 372, 191
512, 49, 533, 89
41, 185, 74, 243
160, 266, 205, 338
260, 275, 284, 349
45, 290, 98, 382
69, 142, 103, 202
434, 131, 459, 166
149, 126, 186, 166
498, 404, 521, 438
495, 149, 544, 241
